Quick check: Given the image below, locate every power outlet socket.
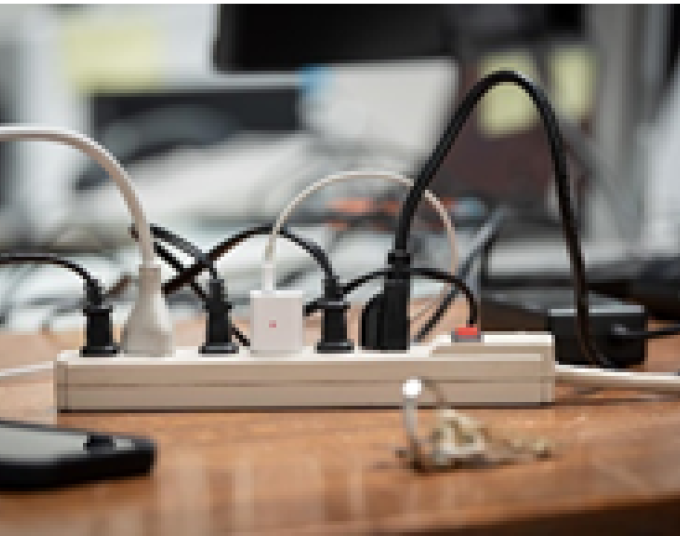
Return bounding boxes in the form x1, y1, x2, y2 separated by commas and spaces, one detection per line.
56, 332, 555, 411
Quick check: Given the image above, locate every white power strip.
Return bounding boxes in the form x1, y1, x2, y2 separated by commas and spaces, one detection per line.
55, 332, 555, 411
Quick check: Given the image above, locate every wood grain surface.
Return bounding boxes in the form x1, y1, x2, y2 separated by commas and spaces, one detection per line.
2, 304, 680, 535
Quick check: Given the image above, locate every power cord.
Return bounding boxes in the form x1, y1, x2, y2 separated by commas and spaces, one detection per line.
303, 266, 477, 328
0, 220, 126, 328
40, 274, 134, 334
356, 266, 477, 348
413, 206, 509, 342
260, 169, 460, 351
164, 213, 445, 325
390, 70, 680, 394
149, 228, 248, 348
0, 361, 54, 381
264, 170, 458, 299
135, 223, 345, 348
162, 224, 337, 296
467, 203, 680, 349
263, 170, 460, 348
0, 125, 172, 356
149, 171, 458, 352
131, 225, 240, 353
149, 217, 467, 350
0, 253, 117, 356
138, 224, 336, 348
609, 323, 680, 343
391, 70, 613, 368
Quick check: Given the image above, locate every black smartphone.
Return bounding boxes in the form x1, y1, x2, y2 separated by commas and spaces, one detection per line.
0, 419, 155, 491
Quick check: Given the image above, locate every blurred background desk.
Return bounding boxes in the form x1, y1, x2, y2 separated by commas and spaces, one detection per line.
2, 305, 680, 535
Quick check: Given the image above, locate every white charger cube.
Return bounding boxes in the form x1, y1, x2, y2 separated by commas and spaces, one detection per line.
249, 289, 304, 354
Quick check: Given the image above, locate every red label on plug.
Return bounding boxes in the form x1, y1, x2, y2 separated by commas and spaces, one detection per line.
269, 321, 277, 329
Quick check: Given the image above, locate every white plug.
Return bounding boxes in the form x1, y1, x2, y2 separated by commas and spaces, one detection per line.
0, 125, 175, 358
250, 289, 304, 355
122, 264, 174, 356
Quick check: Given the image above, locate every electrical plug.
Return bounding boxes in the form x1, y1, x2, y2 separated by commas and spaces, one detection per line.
80, 282, 119, 357
316, 277, 353, 353
200, 278, 238, 355
122, 264, 174, 357
360, 249, 411, 351
250, 288, 304, 354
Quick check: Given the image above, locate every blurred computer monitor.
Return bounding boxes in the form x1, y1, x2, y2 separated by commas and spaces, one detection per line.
213, 5, 449, 72
215, 5, 461, 187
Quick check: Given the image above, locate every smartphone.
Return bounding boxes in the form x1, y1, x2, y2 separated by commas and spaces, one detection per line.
0, 419, 155, 491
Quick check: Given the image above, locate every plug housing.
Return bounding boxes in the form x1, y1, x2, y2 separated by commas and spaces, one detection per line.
80, 283, 118, 357
250, 289, 304, 354
316, 277, 353, 353
200, 278, 238, 355
361, 249, 411, 351
122, 264, 174, 357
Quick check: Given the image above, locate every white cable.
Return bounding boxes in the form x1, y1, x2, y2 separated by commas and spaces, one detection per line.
556, 364, 680, 394
0, 361, 53, 380
0, 126, 173, 356
264, 170, 458, 321
0, 126, 155, 266
402, 378, 423, 446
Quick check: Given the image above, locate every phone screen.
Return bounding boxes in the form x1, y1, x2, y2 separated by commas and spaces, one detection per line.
0, 420, 154, 491
0, 423, 134, 461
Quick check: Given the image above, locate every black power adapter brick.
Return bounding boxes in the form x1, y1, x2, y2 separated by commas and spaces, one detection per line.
480, 287, 647, 368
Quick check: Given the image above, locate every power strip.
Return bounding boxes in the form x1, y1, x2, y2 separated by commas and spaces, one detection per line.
55, 332, 555, 411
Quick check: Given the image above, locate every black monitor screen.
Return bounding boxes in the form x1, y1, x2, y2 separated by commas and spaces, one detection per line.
213, 5, 449, 72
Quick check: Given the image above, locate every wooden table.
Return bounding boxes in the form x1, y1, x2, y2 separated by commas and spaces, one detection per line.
2, 304, 680, 535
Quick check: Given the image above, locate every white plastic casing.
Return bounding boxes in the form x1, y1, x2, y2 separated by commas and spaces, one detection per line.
249, 289, 304, 354
55, 332, 555, 411
121, 264, 174, 357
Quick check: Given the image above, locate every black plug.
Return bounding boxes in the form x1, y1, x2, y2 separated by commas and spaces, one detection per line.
360, 249, 411, 351
80, 283, 119, 357
200, 278, 238, 355
316, 277, 353, 353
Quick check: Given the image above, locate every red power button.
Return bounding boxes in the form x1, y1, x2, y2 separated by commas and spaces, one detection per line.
453, 326, 480, 341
